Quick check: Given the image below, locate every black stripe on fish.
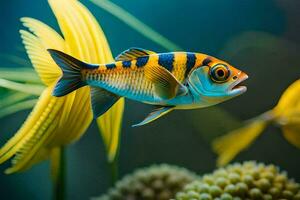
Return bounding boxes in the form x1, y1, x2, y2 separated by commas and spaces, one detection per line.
158, 53, 174, 72
136, 56, 149, 68
106, 63, 116, 69
185, 52, 196, 77
202, 57, 212, 66
122, 60, 131, 68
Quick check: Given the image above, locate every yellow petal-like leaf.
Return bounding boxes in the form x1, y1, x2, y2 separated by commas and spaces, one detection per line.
48, 0, 96, 145
20, 18, 64, 86
21, 17, 65, 50
274, 79, 300, 116
0, 86, 63, 168
281, 113, 300, 148
97, 98, 125, 162
213, 119, 268, 166
272, 80, 300, 148
282, 126, 300, 149
2, 13, 71, 171
0, 11, 67, 171
1, 0, 125, 173
49, 0, 124, 160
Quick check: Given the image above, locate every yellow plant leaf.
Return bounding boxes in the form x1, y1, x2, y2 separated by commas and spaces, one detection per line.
0, 0, 124, 172
282, 126, 300, 149
273, 79, 300, 117
280, 112, 300, 148
77, 0, 126, 161
48, 0, 92, 144
48, 0, 124, 151
0, 8, 67, 172
0, 86, 63, 172
6, 99, 62, 174
21, 17, 65, 51
213, 119, 268, 166
97, 98, 125, 162
20, 28, 62, 86
272, 80, 300, 149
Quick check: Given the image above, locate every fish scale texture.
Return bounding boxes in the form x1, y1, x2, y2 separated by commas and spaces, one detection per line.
88, 67, 154, 98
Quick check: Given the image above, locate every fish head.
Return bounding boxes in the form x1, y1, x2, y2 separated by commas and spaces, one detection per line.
188, 59, 248, 104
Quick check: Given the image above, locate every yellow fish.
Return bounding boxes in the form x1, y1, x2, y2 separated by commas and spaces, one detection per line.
213, 79, 300, 166
48, 48, 248, 126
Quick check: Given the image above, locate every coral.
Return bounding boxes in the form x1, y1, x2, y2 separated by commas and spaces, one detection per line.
176, 161, 300, 200
95, 164, 198, 200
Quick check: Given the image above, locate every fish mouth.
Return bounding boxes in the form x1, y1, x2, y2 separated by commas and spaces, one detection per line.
228, 72, 248, 95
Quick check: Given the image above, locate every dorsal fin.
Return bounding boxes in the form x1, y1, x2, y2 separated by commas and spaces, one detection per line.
115, 47, 156, 61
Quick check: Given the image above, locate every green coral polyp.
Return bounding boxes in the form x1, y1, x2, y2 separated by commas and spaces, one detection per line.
96, 164, 198, 200
176, 161, 300, 200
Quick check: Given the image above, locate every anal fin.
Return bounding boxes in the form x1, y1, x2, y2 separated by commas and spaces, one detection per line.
91, 87, 120, 118
132, 106, 174, 127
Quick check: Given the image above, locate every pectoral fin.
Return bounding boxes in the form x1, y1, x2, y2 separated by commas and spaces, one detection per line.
90, 87, 120, 118
132, 106, 174, 127
145, 65, 187, 100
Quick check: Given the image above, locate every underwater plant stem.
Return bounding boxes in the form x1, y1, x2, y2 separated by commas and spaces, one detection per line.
0, 78, 45, 95
51, 147, 66, 200
0, 68, 41, 84
0, 98, 38, 119
0, 54, 31, 66
90, 0, 182, 51
109, 158, 119, 186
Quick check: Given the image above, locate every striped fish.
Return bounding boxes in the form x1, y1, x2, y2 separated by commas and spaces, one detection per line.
48, 48, 248, 126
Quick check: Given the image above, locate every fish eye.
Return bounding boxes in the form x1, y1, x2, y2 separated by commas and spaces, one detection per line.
210, 64, 230, 83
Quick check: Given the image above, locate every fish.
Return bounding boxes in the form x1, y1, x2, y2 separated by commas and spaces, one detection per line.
48, 47, 248, 127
